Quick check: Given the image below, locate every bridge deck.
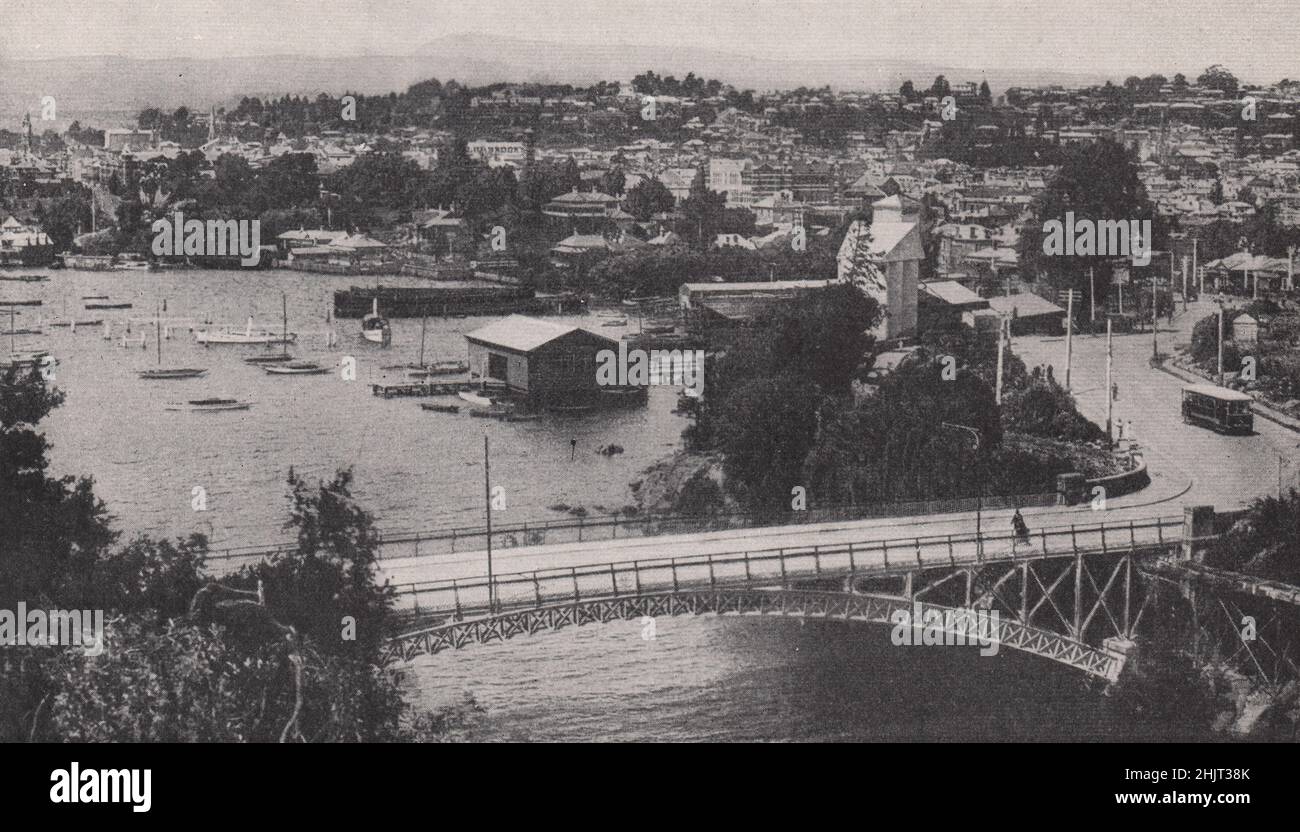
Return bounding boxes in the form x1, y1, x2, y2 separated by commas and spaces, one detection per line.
391, 515, 1184, 621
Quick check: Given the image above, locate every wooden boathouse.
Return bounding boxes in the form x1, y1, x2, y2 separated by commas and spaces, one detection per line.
465, 315, 631, 409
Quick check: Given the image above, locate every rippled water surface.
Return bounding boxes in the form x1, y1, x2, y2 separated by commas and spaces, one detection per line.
407, 615, 1204, 742
8, 268, 684, 549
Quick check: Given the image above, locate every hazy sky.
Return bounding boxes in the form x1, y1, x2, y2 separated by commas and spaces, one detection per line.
2, 0, 1297, 83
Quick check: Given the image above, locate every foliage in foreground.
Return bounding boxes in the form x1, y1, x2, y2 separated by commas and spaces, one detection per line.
1204, 490, 1300, 585
0, 367, 477, 742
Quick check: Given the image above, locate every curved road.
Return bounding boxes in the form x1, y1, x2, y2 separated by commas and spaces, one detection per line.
1013, 299, 1300, 510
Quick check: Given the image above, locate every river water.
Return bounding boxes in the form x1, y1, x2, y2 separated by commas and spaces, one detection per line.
8, 267, 1174, 741
7, 267, 684, 549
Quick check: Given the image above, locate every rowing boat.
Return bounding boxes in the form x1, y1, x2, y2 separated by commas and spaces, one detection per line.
163, 398, 252, 412
263, 362, 330, 376
139, 368, 207, 380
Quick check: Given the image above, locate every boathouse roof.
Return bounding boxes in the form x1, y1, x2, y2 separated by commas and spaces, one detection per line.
467, 315, 615, 354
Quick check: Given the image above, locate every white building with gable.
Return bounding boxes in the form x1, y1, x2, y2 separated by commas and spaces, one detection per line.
836, 195, 925, 340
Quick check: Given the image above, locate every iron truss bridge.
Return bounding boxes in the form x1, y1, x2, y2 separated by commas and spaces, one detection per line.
383, 588, 1130, 680
383, 515, 1195, 681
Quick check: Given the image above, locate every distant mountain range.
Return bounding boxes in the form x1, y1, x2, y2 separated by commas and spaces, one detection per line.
0, 33, 1112, 129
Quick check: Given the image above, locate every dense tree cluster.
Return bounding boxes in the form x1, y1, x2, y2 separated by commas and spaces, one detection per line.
682, 288, 1106, 513
1018, 140, 1166, 315
584, 235, 836, 298
1205, 490, 1300, 584
631, 71, 725, 99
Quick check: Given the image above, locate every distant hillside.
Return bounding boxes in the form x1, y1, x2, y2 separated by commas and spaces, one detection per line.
408, 33, 1112, 95
0, 35, 1111, 129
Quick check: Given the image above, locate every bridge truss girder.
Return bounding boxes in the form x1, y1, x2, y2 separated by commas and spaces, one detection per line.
382, 588, 1126, 680
873, 549, 1146, 646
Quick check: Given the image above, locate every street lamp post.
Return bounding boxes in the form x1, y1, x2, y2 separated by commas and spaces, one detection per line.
941, 421, 983, 558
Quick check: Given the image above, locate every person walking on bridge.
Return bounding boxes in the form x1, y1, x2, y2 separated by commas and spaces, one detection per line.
1012, 509, 1030, 547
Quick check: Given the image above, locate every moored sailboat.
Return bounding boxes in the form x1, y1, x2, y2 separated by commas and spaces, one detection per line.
138, 301, 208, 380
2, 307, 56, 372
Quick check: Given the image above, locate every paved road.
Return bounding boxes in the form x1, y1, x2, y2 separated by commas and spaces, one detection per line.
1013, 299, 1300, 510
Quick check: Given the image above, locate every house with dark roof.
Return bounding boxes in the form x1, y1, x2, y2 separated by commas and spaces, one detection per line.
986, 293, 1067, 335
918, 280, 989, 331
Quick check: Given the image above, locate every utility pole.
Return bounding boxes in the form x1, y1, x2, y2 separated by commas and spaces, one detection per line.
1151, 276, 1159, 360
1193, 236, 1200, 295
1182, 256, 1189, 311
1105, 318, 1114, 448
1169, 243, 1176, 294
1217, 299, 1225, 385
1089, 267, 1096, 325
484, 432, 494, 613
1065, 288, 1074, 391
995, 315, 1007, 404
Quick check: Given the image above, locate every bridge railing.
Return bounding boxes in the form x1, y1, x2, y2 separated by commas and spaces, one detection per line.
203, 491, 1062, 567
389, 514, 1184, 627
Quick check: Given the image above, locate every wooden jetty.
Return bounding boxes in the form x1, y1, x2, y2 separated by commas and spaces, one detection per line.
335, 285, 582, 319
371, 380, 481, 398
372, 378, 510, 399
60, 254, 114, 271
470, 410, 541, 422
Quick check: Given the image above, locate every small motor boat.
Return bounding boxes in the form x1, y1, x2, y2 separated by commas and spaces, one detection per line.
361, 299, 391, 347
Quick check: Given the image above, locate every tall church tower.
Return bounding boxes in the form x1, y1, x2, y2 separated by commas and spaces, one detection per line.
209, 106, 217, 141
23, 112, 33, 154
